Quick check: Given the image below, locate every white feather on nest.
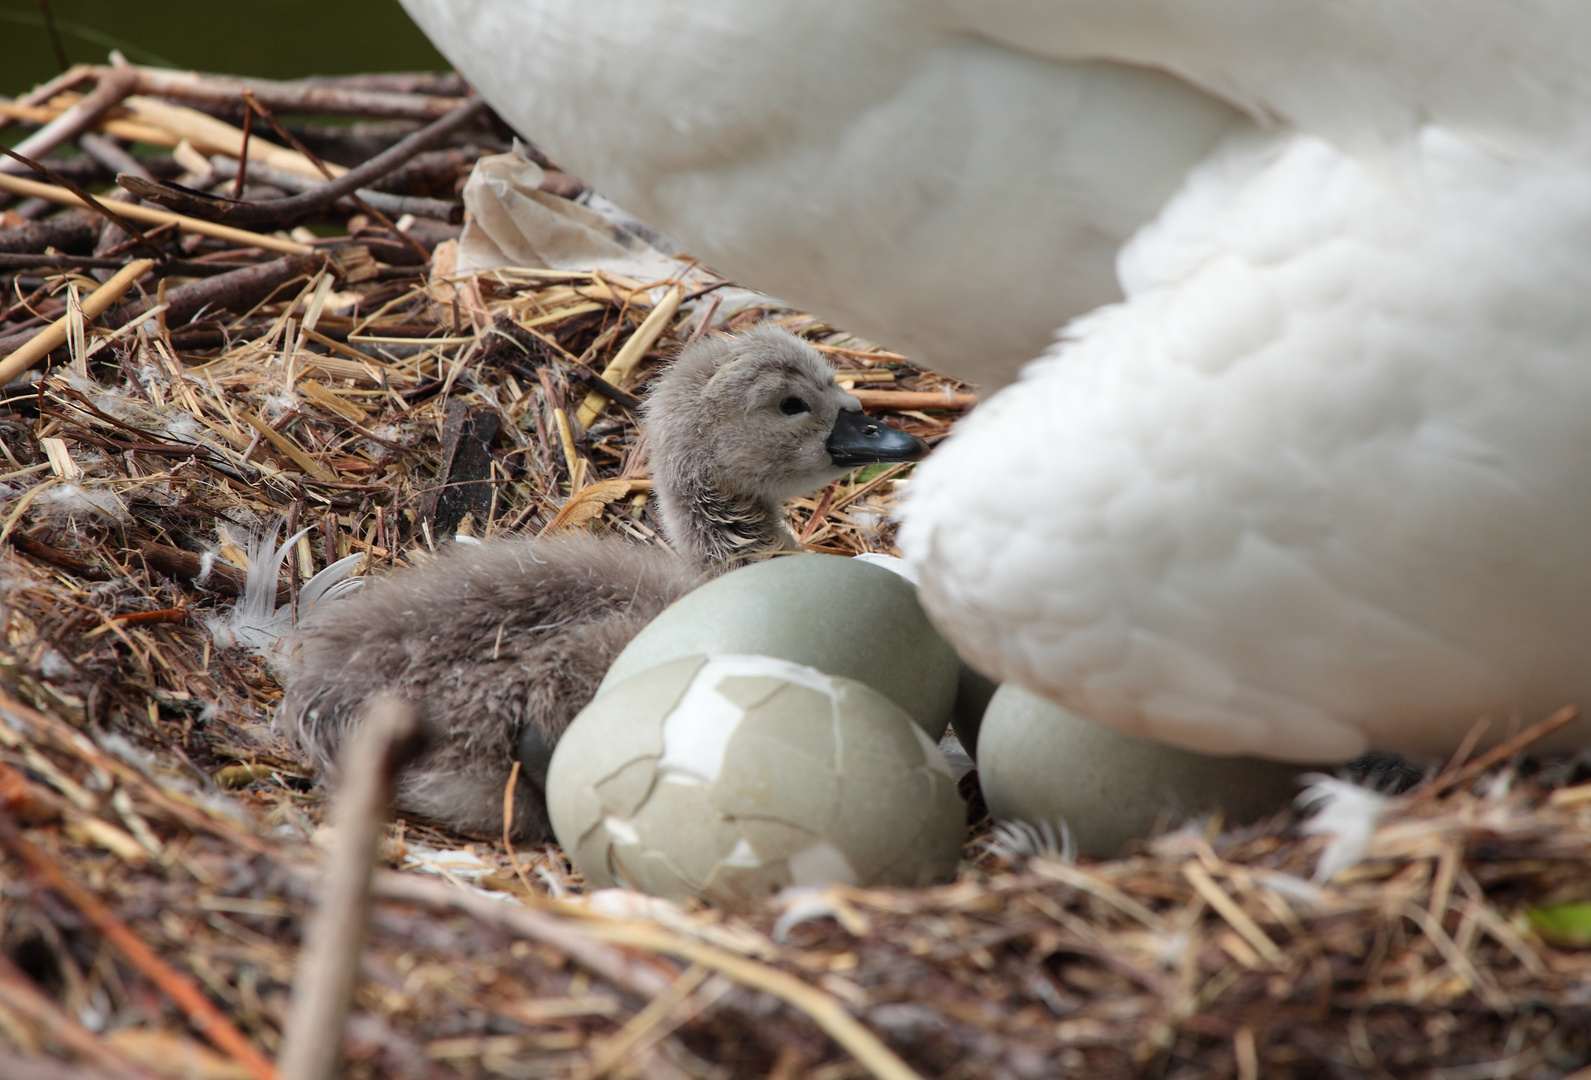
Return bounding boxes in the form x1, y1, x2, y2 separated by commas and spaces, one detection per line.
1296, 775, 1393, 883
202, 519, 363, 663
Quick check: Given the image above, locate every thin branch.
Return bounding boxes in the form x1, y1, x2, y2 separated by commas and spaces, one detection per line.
118, 96, 487, 231
279, 695, 428, 1080
0, 69, 136, 176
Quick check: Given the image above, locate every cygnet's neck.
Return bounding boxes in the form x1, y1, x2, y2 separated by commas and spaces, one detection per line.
654, 462, 796, 571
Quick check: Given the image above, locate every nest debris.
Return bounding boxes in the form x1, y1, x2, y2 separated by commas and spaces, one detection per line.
2, 63, 1590, 1080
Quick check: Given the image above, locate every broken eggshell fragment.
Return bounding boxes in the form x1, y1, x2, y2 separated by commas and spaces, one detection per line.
598, 553, 960, 739
547, 654, 966, 907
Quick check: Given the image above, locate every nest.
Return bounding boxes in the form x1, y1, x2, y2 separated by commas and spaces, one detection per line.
2, 64, 1591, 1080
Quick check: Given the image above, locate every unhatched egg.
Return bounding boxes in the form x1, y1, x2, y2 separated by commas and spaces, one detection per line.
978, 684, 1314, 857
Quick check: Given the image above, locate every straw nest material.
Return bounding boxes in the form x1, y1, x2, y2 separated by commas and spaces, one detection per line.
2, 64, 1591, 1080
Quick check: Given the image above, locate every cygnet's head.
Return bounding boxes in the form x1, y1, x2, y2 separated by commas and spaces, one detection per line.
645, 325, 927, 504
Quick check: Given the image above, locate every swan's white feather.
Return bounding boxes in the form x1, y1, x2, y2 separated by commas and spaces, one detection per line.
1296, 775, 1391, 882
398, 0, 1242, 387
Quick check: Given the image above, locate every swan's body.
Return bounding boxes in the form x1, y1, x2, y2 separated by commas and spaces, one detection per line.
279, 328, 927, 836
399, 1, 1591, 760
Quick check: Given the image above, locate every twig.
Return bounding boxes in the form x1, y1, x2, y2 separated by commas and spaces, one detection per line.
0, 259, 153, 387
0, 64, 93, 138
565, 362, 642, 410
279, 695, 427, 1080
0, 144, 152, 250
119, 97, 486, 228
0, 813, 279, 1080
103, 251, 325, 330
108, 605, 189, 626
500, 759, 541, 899
1183, 862, 1287, 969
371, 872, 677, 998
0, 208, 99, 257
1, 70, 137, 177
232, 100, 252, 200
1411, 706, 1580, 804
36, 0, 68, 73
6, 531, 111, 580
0, 251, 253, 276
210, 155, 463, 224
77, 132, 151, 182
238, 91, 434, 261
582, 965, 710, 1080
0, 172, 314, 255
115, 65, 470, 121
685, 294, 722, 344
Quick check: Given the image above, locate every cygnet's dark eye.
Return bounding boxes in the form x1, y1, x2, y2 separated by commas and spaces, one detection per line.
780, 396, 811, 415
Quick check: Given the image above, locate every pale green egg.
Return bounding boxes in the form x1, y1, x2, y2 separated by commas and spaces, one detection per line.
599, 553, 959, 739
548, 654, 966, 907
978, 684, 1315, 858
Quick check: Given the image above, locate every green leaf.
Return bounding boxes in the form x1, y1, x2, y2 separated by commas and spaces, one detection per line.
1526, 902, 1591, 947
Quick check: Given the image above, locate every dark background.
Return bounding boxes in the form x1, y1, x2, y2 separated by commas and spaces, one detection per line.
1, 0, 447, 96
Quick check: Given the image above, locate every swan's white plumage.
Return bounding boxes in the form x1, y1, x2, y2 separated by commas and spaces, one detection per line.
398, 0, 1591, 760
399, 0, 1242, 385
904, 124, 1591, 760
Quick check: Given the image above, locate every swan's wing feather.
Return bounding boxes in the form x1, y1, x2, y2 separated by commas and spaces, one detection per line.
939, 0, 1591, 151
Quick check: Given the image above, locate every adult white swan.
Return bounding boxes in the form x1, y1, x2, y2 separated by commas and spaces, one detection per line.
399, 0, 1591, 762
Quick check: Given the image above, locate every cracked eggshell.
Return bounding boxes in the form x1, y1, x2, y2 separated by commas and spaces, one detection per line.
978, 685, 1315, 858
548, 654, 966, 907
598, 554, 958, 739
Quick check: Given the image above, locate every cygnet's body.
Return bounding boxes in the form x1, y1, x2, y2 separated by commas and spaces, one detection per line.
278, 328, 927, 837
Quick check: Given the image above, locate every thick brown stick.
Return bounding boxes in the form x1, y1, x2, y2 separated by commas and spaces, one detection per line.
0, 70, 136, 177
211, 156, 463, 224
366, 147, 484, 196
6, 531, 111, 580
118, 97, 488, 228
279, 696, 427, 1080
0, 814, 280, 1080
118, 66, 470, 121
0, 208, 99, 255
103, 251, 324, 330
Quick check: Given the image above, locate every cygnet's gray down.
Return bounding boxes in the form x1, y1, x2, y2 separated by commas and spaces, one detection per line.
277, 327, 928, 838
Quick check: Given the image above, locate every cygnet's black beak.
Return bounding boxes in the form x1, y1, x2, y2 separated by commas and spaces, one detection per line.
825, 407, 930, 467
